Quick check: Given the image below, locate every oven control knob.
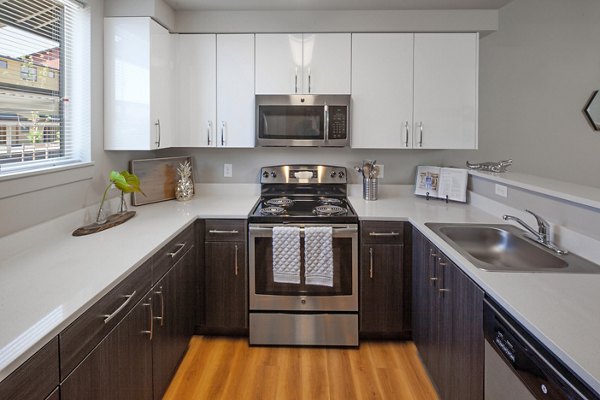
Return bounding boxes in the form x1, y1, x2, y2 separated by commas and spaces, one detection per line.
338, 171, 345, 178
271, 171, 277, 178
330, 171, 336, 178
300, 296, 307, 305
262, 171, 269, 178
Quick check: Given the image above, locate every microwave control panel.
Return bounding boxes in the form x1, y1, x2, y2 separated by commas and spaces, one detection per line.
328, 106, 348, 140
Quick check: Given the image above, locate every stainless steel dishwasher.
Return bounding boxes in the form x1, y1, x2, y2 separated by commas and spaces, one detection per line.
483, 298, 600, 400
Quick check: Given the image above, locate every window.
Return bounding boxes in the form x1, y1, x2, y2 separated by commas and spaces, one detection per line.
0, 0, 90, 177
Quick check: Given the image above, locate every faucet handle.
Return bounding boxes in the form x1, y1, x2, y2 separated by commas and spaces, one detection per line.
524, 209, 549, 235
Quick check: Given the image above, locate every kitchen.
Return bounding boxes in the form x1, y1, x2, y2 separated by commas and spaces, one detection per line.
1, 0, 600, 399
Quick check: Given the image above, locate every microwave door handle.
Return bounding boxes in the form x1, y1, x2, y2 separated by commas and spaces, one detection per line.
262, 114, 268, 136
325, 105, 329, 142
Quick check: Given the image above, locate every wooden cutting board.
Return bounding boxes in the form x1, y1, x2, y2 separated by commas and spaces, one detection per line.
129, 156, 193, 205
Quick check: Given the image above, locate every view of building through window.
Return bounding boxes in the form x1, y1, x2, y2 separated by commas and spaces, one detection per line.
0, 0, 63, 166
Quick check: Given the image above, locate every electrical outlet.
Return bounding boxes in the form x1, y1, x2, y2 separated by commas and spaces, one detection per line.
495, 184, 508, 198
376, 164, 384, 178
224, 164, 232, 178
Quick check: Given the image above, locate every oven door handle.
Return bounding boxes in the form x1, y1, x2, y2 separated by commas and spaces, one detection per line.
249, 226, 357, 234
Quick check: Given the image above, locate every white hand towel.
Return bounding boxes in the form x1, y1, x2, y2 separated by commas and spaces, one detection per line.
304, 226, 333, 287
272, 226, 301, 284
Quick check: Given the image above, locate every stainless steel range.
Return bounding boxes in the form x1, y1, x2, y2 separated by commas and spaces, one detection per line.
248, 165, 359, 346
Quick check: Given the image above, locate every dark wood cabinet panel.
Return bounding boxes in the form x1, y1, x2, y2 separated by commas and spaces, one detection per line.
412, 228, 484, 400
361, 221, 404, 245
204, 240, 247, 333
152, 245, 196, 400
205, 219, 246, 242
360, 244, 405, 336
60, 259, 151, 379
61, 296, 153, 400
44, 387, 59, 400
152, 224, 195, 284
0, 336, 59, 400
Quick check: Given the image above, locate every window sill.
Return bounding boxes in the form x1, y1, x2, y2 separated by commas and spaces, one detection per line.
0, 162, 95, 200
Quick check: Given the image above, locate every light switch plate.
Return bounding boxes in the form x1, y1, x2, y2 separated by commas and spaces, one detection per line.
224, 164, 232, 178
495, 184, 508, 198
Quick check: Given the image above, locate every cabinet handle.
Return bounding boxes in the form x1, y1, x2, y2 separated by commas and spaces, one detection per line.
154, 286, 165, 326
439, 288, 451, 295
234, 244, 239, 276
167, 243, 186, 258
369, 247, 374, 279
155, 119, 161, 147
294, 67, 298, 93
308, 67, 311, 93
207, 121, 213, 146
142, 298, 153, 340
369, 232, 399, 237
418, 121, 423, 147
209, 229, 239, 234
404, 121, 409, 147
103, 290, 136, 324
220, 121, 226, 146
430, 250, 438, 258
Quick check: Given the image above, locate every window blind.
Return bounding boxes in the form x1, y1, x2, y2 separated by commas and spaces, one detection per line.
0, 0, 90, 176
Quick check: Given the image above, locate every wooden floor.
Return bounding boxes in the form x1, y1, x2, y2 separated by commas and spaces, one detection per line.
163, 336, 439, 400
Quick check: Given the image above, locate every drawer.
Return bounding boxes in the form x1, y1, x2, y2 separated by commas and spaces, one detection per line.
0, 337, 59, 400
361, 221, 405, 244
59, 259, 151, 379
152, 224, 195, 283
205, 219, 246, 242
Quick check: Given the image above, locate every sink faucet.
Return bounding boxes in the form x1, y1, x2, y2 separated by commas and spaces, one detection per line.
502, 210, 568, 255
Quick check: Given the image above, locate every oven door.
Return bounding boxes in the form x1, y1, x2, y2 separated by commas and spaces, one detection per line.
249, 224, 358, 312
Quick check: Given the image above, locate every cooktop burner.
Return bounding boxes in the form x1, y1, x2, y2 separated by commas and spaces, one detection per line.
265, 197, 294, 207
318, 197, 343, 206
259, 206, 286, 216
313, 205, 347, 216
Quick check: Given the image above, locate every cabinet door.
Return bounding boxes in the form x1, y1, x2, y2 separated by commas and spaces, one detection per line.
216, 34, 255, 148
152, 246, 196, 400
351, 34, 414, 148
61, 297, 153, 400
414, 33, 478, 149
303, 33, 351, 94
359, 244, 404, 336
104, 17, 151, 150
150, 19, 173, 149
255, 34, 302, 94
205, 241, 247, 332
411, 229, 429, 356
174, 34, 217, 147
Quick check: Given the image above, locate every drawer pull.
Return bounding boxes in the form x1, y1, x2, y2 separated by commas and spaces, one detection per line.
167, 243, 186, 258
369, 247, 374, 278
142, 298, 153, 340
369, 232, 400, 237
103, 290, 136, 324
154, 286, 165, 326
209, 229, 239, 234
234, 244, 239, 276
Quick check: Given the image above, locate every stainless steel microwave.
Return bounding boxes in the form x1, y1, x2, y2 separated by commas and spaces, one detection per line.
256, 95, 351, 147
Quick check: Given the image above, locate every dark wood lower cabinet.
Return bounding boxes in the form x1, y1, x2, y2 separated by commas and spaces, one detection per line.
412, 227, 484, 400
61, 296, 153, 400
204, 240, 247, 333
152, 245, 196, 400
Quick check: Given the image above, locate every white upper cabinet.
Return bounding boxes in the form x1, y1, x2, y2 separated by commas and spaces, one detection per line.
174, 34, 216, 147
216, 34, 256, 148
104, 17, 173, 150
255, 33, 351, 95
174, 33, 255, 148
351, 33, 414, 149
413, 33, 479, 149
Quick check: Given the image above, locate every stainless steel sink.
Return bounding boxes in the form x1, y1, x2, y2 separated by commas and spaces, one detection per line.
425, 223, 600, 273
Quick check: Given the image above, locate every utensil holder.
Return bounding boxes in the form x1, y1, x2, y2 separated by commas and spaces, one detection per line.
363, 177, 378, 201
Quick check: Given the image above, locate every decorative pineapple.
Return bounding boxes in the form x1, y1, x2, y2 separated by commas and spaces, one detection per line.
175, 161, 194, 201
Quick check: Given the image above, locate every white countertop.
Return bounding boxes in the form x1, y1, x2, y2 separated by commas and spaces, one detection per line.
1, 183, 599, 395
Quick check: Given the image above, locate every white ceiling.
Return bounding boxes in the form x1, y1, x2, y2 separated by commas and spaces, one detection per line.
163, 0, 514, 11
